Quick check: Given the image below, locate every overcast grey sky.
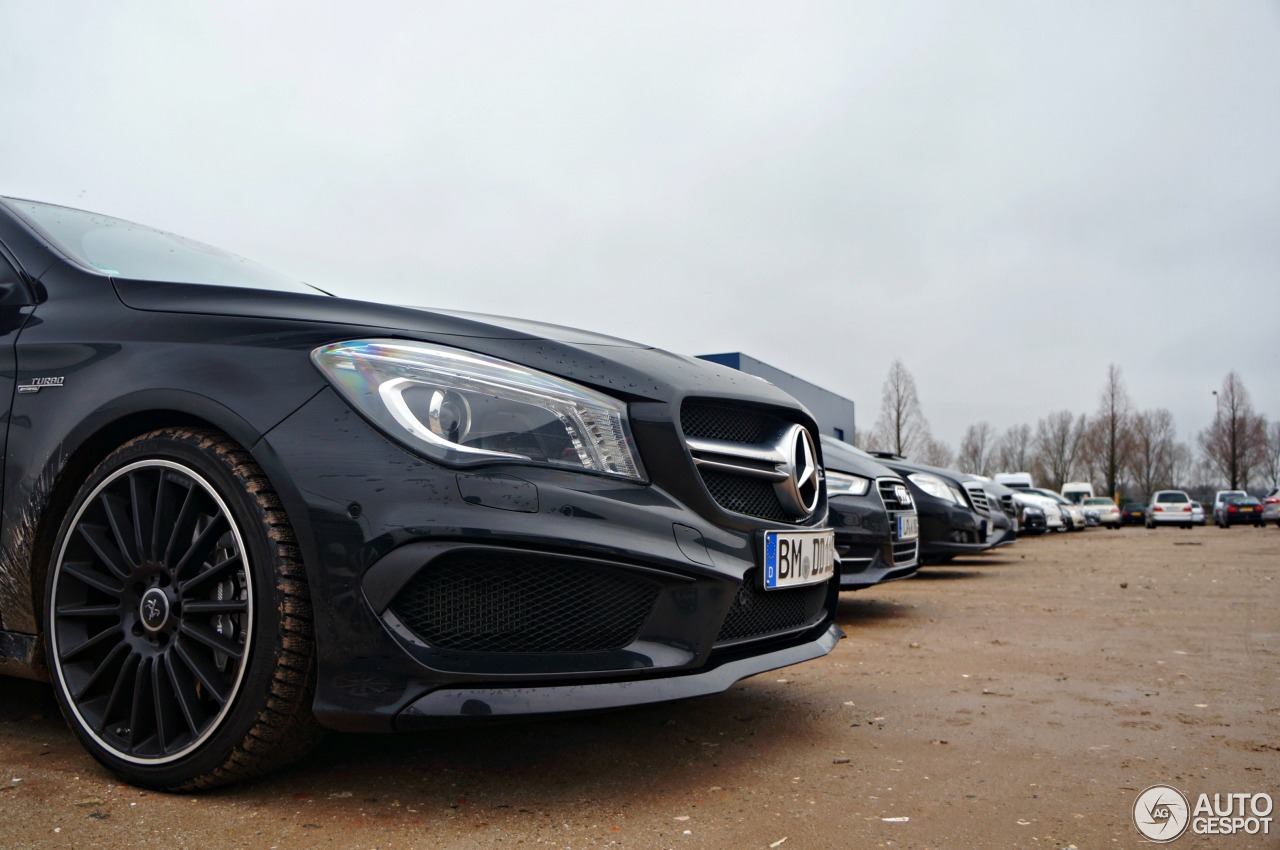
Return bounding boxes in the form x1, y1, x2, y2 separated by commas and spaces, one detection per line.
3, 1, 1278, 450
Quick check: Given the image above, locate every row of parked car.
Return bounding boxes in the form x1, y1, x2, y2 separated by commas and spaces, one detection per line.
0, 196, 1266, 792
1119, 488, 1280, 528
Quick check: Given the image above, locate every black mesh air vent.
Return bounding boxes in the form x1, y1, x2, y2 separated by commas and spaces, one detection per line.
389, 552, 661, 654
715, 570, 828, 645
681, 402, 785, 444
699, 470, 790, 522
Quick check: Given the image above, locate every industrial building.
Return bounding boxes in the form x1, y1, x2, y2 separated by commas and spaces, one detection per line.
697, 352, 856, 442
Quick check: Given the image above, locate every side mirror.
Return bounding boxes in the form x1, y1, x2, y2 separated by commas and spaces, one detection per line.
0, 279, 33, 307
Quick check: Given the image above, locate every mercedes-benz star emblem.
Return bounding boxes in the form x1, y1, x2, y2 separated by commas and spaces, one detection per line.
773, 424, 820, 518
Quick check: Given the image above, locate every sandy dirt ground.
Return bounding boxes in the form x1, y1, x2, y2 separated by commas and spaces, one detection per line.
1, 525, 1277, 850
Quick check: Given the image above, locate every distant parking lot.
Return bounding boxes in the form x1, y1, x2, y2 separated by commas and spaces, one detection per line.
2, 526, 1276, 849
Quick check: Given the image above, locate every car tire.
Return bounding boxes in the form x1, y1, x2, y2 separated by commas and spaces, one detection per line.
44, 428, 322, 791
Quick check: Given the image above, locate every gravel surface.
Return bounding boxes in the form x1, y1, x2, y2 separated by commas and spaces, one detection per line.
2, 525, 1277, 849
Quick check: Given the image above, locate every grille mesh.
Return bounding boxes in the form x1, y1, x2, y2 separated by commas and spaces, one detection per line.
699, 470, 791, 521
681, 402, 782, 444
389, 552, 661, 654
682, 401, 804, 522
715, 570, 828, 644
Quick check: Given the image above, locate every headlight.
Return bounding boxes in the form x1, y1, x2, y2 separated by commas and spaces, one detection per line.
908, 472, 957, 503
312, 339, 644, 481
826, 470, 871, 497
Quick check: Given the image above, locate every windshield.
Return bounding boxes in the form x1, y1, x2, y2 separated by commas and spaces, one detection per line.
5, 198, 321, 294
1084, 498, 1115, 506
1155, 492, 1189, 503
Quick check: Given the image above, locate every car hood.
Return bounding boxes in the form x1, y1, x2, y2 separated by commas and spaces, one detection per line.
818, 437, 898, 480
110, 279, 801, 408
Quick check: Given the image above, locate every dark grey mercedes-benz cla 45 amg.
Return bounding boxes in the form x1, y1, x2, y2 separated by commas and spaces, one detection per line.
0, 198, 840, 789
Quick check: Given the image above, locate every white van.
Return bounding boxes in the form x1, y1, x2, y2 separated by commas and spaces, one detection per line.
1061, 482, 1095, 504
994, 472, 1033, 489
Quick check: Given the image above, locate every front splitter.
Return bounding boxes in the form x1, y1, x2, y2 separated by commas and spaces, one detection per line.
396, 622, 843, 726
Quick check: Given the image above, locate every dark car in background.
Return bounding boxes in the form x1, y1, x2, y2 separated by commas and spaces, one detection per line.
866, 453, 1000, 564
820, 436, 919, 590
1216, 495, 1266, 527
1120, 502, 1147, 526
0, 197, 842, 790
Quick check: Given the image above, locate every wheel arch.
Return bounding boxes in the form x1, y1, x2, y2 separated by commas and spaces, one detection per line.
18, 391, 269, 653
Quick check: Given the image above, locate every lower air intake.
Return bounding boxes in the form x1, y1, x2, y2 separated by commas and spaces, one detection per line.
715, 570, 827, 645
389, 552, 661, 654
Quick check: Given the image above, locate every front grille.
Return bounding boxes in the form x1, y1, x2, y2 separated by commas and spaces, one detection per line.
681, 402, 781, 445
681, 401, 812, 524
963, 482, 991, 514
877, 478, 913, 511
892, 539, 918, 566
699, 470, 790, 521
389, 552, 661, 654
714, 569, 828, 645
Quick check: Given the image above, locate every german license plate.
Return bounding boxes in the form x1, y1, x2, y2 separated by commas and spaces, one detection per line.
762, 529, 835, 590
896, 514, 919, 541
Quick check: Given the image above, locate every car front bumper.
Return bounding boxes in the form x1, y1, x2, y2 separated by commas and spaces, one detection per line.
916, 500, 994, 560
257, 389, 841, 732
829, 494, 918, 590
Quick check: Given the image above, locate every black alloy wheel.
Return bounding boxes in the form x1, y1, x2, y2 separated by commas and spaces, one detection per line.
46, 429, 321, 790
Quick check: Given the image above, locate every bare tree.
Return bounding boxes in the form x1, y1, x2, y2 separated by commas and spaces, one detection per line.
1033, 410, 1086, 490
872, 359, 928, 458
916, 435, 955, 468
957, 421, 997, 475
1198, 372, 1268, 489
1168, 442, 1194, 489
1129, 408, 1177, 499
995, 423, 1034, 473
1082, 364, 1132, 500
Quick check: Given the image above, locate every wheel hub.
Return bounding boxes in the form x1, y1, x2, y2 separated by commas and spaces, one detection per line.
139, 586, 172, 632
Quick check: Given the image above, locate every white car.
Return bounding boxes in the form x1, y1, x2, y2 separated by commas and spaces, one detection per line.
1013, 491, 1064, 531
1082, 496, 1121, 529
1147, 490, 1195, 528
1027, 488, 1088, 531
